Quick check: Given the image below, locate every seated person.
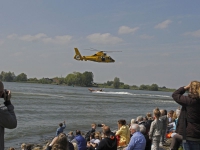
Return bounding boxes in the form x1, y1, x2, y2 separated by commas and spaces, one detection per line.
115, 119, 130, 147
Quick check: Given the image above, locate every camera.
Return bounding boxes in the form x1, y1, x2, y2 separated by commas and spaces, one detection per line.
1, 89, 8, 98
97, 124, 103, 127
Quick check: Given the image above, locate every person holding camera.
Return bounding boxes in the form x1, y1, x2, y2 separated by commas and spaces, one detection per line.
172, 81, 200, 150
0, 81, 17, 149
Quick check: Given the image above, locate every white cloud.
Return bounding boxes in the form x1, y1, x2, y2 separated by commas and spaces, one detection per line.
7, 33, 72, 44
87, 33, 123, 44
7, 34, 18, 39
19, 33, 47, 42
183, 29, 200, 37
154, 20, 172, 29
139, 34, 154, 39
118, 26, 139, 34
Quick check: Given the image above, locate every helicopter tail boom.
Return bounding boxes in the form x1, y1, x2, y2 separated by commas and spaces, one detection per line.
74, 48, 83, 60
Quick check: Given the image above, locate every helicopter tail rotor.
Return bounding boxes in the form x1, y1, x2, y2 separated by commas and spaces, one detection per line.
74, 48, 83, 60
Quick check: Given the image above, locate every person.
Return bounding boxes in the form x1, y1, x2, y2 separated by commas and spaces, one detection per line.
0, 81, 17, 150
21, 143, 27, 150
159, 109, 168, 146
167, 110, 174, 124
96, 126, 117, 150
68, 131, 75, 142
139, 125, 151, 150
172, 81, 200, 150
71, 130, 87, 150
46, 132, 74, 150
115, 119, 130, 147
9, 147, 15, 150
56, 121, 66, 136
149, 107, 163, 150
123, 124, 146, 150
85, 123, 96, 141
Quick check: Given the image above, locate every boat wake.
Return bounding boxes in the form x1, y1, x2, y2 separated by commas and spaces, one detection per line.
93, 91, 133, 95
13, 92, 64, 98
92, 91, 170, 98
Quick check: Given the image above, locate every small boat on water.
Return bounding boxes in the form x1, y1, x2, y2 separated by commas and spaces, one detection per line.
88, 88, 103, 92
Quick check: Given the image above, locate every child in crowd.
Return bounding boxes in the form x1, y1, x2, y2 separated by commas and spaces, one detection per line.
149, 107, 163, 150
56, 121, 66, 136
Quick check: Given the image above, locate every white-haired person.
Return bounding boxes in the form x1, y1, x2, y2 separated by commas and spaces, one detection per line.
0, 81, 17, 149
123, 124, 146, 150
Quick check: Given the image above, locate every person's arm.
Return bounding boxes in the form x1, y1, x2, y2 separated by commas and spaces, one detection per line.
172, 86, 197, 106
115, 127, 122, 136
125, 135, 136, 150
71, 138, 78, 144
149, 122, 154, 140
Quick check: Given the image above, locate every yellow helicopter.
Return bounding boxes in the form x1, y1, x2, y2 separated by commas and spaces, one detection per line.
74, 48, 121, 63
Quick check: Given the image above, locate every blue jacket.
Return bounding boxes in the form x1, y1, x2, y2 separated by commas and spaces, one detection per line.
75, 134, 87, 150
56, 124, 66, 136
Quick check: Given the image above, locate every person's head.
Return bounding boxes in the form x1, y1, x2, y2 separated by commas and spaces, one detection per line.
189, 81, 200, 99
0, 81, 4, 98
130, 124, 140, 134
59, 123, 63, 127
160, 109, 165, 116
9, 148, 15, 150
139, 125, 146, 135
168, 110, 174, 118
102, 126, 111, 136
164, 109, 167, 115
26, 144, 32, 150
136, 116, 143, 122
94, 133, 100, 139
153, 107, 161, 118
21, 143, 26, 150
52, 133, 68, 150
131, 119, 136, 125
146, 112, 152, 120
91, 123, 96, 129
68, 131, 73, 135
118, 119, 126, 128
76, 130, 81, 135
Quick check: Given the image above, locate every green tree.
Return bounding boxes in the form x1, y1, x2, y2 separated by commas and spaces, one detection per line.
106, 81, 113, 86
123, 84, 130, 89
15, 73, 27, 82
149, 84, 158, 91
1, 71, 15, 82
81, 71, 93, 86
113, 77, 120, 89
65, 73, 76, 86
139, 84, 149, 90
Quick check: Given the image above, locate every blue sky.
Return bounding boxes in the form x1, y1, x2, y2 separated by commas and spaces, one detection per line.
0, 1, 200, 88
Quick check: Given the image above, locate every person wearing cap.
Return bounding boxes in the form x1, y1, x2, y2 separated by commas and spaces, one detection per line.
0, 81, 17, 149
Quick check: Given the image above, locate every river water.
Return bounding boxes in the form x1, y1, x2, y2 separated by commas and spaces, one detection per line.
2, 82, 179, 149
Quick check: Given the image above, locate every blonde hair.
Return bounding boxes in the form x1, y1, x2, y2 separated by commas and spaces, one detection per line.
189, 81, 200, 99
21, 143, 26, 149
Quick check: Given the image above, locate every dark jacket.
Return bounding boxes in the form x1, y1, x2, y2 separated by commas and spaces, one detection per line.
96, 136, 117, 150
172, 87, 200, 138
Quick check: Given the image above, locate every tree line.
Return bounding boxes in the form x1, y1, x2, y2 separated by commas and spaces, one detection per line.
0, 71, 173, 91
